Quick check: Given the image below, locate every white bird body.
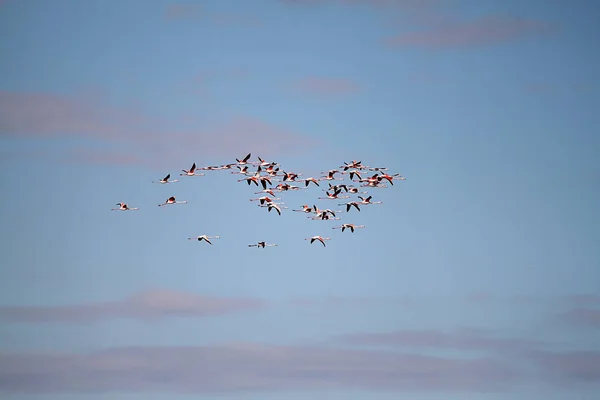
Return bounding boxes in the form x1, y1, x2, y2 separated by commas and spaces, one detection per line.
188, 235, 220, 245
305, 236, 331, 247
112, 202, 139, 211
159, 196, 188, 206
153, 173, 179, 184
332, 223, 366, 233
180, 163, 205, 176
248, 241, 278, 248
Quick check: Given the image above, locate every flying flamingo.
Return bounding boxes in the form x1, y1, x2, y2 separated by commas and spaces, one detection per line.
180, 163, 204, 177
341, 160, 365, 170
231, 165, 251, 175
292, 204, 314, 213
377, 172, 406, 185
320, 170, 343, 181
358, 195, 382, 205
260, 202, 286, 215
304, 236, 331, 247
332, 223, 366, 233
298, 177, 320, 187
340, 201, 361, 212
153, 174, 179, 184
254, 189, 277, 197
281, 171, 302, 182
275, 183, 305, 191
318, 189, 350, 200
310, 213, 340, 221
188, 235, 220, 245
111, 202, 139, 211
236, 153, 252, 165
344, 170, 362, 181
248, 241, 278, 248
250, 196, 282, 205
158, 196, 188, 206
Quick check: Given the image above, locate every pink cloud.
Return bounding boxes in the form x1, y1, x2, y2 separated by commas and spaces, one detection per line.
0, 289, 266, 323
164, 4, 262, 27
0, 343, 525, 393
558, 308, 600, 328
532, 351, 600, 383
292, 77, 361, 97
164, 3, 202, 20
338, 328, 542, 352
387, 15, 558, 48
0, 91, 316, 166
566, 294, 600, 305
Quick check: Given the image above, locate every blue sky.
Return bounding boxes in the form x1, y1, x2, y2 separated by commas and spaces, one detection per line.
0, 0, 599, 398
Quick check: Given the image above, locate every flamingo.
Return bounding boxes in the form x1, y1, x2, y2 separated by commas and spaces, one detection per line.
341, 160, 365, 170
312, 205, 338, 218
344, 170, 362, 181
358, 195, 382, 205
236, 153, 252, 165
310, 213, 340, 221
377, 172, 406, 185
332, 223, 366, 233
304, 236, 331, 247
347, 186, 368, 194
180, 162, 205, 177
318, 188, 350, 200
219, 163, 236, 170
260, 202, 286, 215
298, 177, 320, 187
369, 166, 389, 172
111, 202, 139, 211
188, 235, 220, 245
292, 204, 314, 213
258, 175, 272, 190
275, 183, 305, 191
153, 173, 179, 184
320, 170, 343, 181
254, 189, 277, 197
281, 171, 302, 182
158, 196, 188, 206
198, 165, 224, 171
250, 196, 282, 205
340, 201, 361, 212
248, 241, 278, 248
231, 165, 251, 175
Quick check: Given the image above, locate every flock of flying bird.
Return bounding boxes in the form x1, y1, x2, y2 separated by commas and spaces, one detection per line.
112, 153, 406, 247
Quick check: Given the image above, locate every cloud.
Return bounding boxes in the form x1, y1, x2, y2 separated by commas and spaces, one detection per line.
288, 296, 413, 308
0, 289, 266, 323
386, 15, 558, 48
565, 294, 600, 305
291, 77, 361, 97
531, 351, 600, 384
557, 308, 600, 328
0, 343, 524, 393
164, 3, 202, 20
338, 328, 542, 353
0, 91, 315, 166
164, 3, 262, 27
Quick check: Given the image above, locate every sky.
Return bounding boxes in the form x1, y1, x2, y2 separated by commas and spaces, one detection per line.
0, 0, 599, 398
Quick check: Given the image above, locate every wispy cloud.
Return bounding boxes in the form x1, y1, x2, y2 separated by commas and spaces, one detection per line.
0, 289, 266, 323
291, 77, 361, 97
531, 351, 600, 384
164, 3, 202, 20
164, 3, 262, 27
557, 308, 600, 328
0, 343, 524, 393
0, 91, 316, 166
386, 15, 558, 49
338, 328, 543, 353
